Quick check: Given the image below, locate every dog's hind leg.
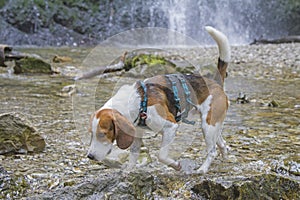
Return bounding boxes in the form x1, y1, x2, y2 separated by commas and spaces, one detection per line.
197, 122, 220, 174
197, 93, 228, 174
217, 134, 228, 159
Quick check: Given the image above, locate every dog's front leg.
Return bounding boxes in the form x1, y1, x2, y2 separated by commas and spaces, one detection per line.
126, 137, 142, 170
158, 124, 181, 171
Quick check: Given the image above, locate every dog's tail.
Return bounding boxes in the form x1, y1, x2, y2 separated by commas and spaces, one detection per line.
205, 26, 231, 86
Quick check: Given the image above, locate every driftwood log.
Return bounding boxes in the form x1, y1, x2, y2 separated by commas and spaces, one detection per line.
0, 44, 31, 67
74, 51, 196, 80
251, 35, 300, 45
0, 45, 13, 67
74, 52, 128, 80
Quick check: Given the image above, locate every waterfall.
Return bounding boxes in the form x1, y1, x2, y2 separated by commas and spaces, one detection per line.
0, 0, 297, 46
143, 0, 296, 45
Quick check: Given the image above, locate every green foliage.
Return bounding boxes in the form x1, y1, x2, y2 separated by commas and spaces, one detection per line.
33, 0, 46, 8
0, 0, 6, 9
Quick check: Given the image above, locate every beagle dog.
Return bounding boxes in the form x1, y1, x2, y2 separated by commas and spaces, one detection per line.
87, 26, 230, 174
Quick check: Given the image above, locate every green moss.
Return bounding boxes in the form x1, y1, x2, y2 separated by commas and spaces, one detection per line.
0, 0, 6, 9
125, 54, 175, 70
33, 0, 46, 8
14, 57, 52, 74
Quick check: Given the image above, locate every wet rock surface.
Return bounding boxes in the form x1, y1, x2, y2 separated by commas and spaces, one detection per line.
28, 172, 300, 199
192, 174, 299, 199
0, 45, 53, 74
0, 43, 299, 199
14, 57, 53, 74
0, 113, 46, 155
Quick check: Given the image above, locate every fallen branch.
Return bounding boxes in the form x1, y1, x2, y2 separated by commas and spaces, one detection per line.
251, 35, 300, 45
74, 52, 127, 80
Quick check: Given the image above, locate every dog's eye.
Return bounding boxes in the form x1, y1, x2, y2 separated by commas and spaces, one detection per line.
109, 124, 114, 131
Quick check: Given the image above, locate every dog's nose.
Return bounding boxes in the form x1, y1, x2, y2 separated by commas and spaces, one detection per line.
87, 153, 95, 160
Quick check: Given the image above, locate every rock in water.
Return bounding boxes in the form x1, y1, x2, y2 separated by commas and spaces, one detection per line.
192, 174, 300, 199
14, 57, 53, 74
0, 113, 46, 154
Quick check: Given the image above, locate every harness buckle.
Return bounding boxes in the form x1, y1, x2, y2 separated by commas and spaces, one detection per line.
140, 111, 147, 120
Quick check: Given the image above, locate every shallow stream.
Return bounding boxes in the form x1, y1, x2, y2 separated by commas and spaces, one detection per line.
0, 44, 299, 198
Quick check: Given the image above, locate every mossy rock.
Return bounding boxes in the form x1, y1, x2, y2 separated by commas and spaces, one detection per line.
14, 57, 53, 74
124, 54, 175, 70
192, 173, 300, 200
123, 53, 195, 78
0, 113, 46, 154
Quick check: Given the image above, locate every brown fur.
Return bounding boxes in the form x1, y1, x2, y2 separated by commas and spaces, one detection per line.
94, 109, 135, 149
136, 72, 229, 126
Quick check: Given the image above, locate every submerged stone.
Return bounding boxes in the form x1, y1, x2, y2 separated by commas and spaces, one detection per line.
14, 57, 53, 74
0, 113, 46, 154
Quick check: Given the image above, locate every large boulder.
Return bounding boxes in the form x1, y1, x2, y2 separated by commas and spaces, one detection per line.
14, 57, 53, 74
192, 174, 300, 199
0, 113, 46, 154
0, 44, 53, 74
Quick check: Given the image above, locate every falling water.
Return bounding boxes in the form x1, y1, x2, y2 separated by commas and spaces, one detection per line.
0, 0, 297, 46
158, 0, 295, 44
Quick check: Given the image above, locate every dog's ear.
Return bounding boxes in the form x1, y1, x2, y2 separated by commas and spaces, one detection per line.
88, 112, 95, 133
113, 111, 135, 149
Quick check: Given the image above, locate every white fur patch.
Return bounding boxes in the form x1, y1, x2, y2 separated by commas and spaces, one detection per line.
198, 95, 212, 122
101, 83, 140, 122
205, 26, 231, 63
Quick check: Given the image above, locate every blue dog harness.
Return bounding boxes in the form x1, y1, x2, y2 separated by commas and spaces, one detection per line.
165, 74, 197, 125
135, 75, 197, 126
135, 80, 148, 126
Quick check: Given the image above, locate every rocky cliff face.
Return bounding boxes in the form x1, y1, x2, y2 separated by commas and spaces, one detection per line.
0, 0, 167, 46
0, 0, 299, 46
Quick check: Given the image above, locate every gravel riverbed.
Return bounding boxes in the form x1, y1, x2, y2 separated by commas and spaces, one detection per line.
0, 43, 299, 199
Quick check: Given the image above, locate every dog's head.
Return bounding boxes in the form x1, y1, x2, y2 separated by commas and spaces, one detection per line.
87, 109, 135, 161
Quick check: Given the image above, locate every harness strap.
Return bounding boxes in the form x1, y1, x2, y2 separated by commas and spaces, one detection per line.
176, 75, 198, 108
176, 75, 197, 125
165, 75, 182, 122
166, 74, 196, 125
134, 81, 148, 126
